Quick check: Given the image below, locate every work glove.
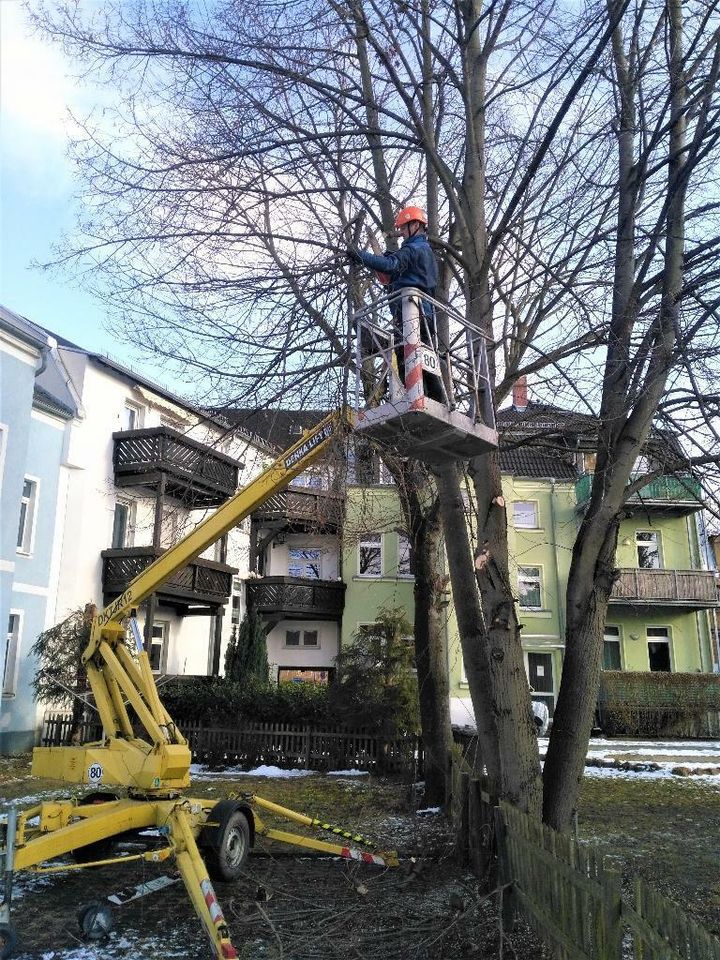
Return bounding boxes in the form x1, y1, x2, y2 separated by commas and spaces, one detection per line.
345, 245, 363, 264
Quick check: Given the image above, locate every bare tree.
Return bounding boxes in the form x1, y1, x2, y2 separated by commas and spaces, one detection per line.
30, 0, 720, 831
543, 0, 720, 828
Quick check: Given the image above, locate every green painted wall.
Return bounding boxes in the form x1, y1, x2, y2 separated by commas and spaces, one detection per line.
340, 479, 716, 707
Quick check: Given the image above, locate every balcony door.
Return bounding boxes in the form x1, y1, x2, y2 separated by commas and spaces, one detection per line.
527, 651, 555, 717
149, 620, 169, 673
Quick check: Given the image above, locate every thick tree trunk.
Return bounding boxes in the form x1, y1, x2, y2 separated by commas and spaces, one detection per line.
542, 521, 618, 829
411, 505, 454, 807
471, 454, 543, 813
436, 461, 500, 782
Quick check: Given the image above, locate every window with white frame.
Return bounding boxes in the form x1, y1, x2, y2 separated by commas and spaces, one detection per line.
122, 402, 143, 431
603, 625, 622, 670
148, 621, 169, 673
636, 531, 661, 569
518, 566, 543, 610
358, 622, 388, 655
285, 629, 319, 648
3, 613, 21, 697
16, 478, 38, 554
647, 626, 672, 672
111, 500, 135, 549
397, 533, 414, 578
513, 501, 539, 529
358, 534, 382, 577
288, 548, 322, 579
231, 578, 242, 625
378, 460, 396, 485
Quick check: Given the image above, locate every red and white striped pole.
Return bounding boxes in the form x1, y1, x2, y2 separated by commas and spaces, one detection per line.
402, 294, 425, 411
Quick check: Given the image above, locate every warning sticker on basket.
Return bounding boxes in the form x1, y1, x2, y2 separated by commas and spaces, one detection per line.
87, 762, 104, 784
421, 347, 440, 373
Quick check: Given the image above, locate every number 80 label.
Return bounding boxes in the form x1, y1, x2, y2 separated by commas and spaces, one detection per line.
87, 763, 104, 784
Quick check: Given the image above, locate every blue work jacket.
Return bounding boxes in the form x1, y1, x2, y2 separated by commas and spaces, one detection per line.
358, 234, 438, 298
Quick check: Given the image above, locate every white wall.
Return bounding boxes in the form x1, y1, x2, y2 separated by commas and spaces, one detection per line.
266, 619, 340, 679
50, 355, 269, 679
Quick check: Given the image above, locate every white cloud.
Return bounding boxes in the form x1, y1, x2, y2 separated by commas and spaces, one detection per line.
0, 1, 92, 190
0, 2, 84, 138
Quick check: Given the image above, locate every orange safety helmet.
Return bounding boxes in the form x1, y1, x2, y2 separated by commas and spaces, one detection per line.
394, 205, 428, 228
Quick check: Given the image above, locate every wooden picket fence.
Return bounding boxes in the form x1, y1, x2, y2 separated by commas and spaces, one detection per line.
41, 712, 421, 775
452, 752, 720, 960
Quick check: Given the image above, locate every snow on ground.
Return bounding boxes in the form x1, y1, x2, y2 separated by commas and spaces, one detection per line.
327, 769, 369, 777
190, 763, 314, 779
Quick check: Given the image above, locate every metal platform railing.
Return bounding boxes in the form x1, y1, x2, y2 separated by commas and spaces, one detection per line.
353, 288, 496, 433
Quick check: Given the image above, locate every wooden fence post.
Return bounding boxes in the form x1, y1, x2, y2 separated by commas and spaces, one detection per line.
303, 724, 312, 769
493, 805, 515, 926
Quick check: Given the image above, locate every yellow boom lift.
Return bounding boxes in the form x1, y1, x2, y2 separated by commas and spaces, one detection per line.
0, 291, 498, 959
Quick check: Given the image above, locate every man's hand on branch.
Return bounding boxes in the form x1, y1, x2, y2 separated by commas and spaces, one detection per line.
345, 245, 363, 264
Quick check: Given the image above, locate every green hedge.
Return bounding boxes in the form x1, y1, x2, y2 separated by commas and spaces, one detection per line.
598, 671, 720, 736
159, 676, 334, 725
158, 675, 418, 732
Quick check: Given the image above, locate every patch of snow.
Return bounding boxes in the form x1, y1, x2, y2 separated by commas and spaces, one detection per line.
191, 763, 314, 779
326, 769, 369, 777
416, 806, 442, 815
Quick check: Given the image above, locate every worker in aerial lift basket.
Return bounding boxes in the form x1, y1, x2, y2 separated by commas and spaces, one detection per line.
346, 206, 443, 401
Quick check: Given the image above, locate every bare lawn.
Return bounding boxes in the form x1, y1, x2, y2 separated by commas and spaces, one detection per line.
1, 755, 719, 958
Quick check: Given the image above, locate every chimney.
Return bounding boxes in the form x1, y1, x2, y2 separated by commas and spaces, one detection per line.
513, 375, 528, 411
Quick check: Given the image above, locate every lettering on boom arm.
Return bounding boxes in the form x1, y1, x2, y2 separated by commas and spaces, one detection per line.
96, 589, 133, 627
283, 423, 334, 471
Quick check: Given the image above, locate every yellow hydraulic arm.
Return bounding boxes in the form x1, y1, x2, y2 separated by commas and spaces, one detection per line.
32, 409, 351, 792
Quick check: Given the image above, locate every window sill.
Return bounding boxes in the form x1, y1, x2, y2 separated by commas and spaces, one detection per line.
15, 550, 32, 558
1, 693, 16, 699
353, 575, 415, 583
519, 609, 553, 619
515, 527, 545, 534
284, 646, 320, 651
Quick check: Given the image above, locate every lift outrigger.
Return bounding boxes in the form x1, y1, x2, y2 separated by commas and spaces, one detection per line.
0, 292, 497, 959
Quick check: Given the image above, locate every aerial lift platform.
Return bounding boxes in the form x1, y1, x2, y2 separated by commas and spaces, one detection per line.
0, 295, 498, 959
353, 288, 497, 462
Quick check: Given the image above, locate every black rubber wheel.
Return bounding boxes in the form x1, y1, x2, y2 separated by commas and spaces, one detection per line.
0, 923, 17, 960
202, 801, 251, 881
77, 901, 114, 940
71, 791, 119, 864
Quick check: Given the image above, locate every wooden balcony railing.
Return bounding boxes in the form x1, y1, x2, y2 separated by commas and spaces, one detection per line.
113, 427, 240, 506
102, 547, 237, 610
245, 576, 346, 621
610, 568, 720, 608
251, 485, 344, 530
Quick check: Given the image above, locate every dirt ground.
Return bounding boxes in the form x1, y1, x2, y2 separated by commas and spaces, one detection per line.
3, 754, 720, 958
1, 760, 543, 959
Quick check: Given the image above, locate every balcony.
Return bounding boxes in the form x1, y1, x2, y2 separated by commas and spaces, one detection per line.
576, 473, 702, 515
251, 485, 344, 532
245, 576, 346, 622
113, 427, 240, 507
102, 547, 237, 613
610, 568, 720, 608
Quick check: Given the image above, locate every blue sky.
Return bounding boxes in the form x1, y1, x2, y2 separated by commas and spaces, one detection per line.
0, 1, 155, 372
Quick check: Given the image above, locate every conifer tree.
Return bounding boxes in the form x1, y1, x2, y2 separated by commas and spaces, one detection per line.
224, 610, 269, 683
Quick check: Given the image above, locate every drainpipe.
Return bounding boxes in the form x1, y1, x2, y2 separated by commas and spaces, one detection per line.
549, 480, 565, 702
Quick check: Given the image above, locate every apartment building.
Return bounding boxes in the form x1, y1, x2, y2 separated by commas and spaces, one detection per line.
0, 305, 269, 750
